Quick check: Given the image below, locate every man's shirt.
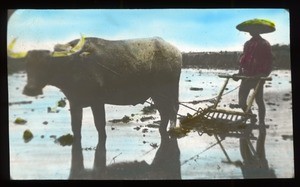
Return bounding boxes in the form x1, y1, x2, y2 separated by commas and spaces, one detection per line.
239, 35, 273, 76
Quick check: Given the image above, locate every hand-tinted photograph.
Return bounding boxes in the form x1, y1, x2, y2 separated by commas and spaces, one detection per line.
7, 9, 293, 179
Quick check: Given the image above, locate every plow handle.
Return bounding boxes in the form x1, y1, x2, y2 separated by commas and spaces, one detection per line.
219, 74, 272, 81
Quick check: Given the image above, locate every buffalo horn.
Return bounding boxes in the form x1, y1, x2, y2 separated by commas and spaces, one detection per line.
52, 34, 86, 57
7, 38, 28, 58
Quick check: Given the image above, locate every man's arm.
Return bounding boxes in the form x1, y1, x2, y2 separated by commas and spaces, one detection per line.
257, 40, 273, 77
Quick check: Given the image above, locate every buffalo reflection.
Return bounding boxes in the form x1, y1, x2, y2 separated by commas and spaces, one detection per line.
239, 124, 276, 178
69, 135, 181, 179
68, 124, 275, 179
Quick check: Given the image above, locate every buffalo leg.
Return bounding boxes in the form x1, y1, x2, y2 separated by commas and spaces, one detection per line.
169, 83, 179, 129
152, 83, 179, 132
151, 136, 181, 179
91, 103, 107, 175
169, 103, 179, 129
152, 95, 170, 140
158, 109, 170, 140
69, 104, 84, 179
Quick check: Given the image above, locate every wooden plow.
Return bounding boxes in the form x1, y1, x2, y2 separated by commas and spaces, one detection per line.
170, 74, 272, 163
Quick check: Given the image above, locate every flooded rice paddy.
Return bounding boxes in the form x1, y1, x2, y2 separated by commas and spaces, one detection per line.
8, 69, 294, 179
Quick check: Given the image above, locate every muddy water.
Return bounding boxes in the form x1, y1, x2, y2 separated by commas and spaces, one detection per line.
8, 69, 294, 179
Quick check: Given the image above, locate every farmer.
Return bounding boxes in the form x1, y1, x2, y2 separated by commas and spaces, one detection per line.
234, 19, 275, 125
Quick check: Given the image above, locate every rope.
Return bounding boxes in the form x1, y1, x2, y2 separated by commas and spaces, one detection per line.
180, 85, 240, 105
178, 85, 240, 112
144, 84, 241, 117
222, 85, 240, 97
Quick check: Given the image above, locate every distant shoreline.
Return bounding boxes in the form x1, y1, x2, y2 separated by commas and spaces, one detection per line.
7, 44, 290, 75
182, 44, 290, 70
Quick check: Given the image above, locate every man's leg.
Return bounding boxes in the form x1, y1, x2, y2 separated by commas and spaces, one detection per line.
239, 80, 252, 111
255, 82, 266, 125
239, 80, 257, 123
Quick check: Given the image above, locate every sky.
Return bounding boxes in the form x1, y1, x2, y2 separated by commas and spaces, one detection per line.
7, 9, 290, 52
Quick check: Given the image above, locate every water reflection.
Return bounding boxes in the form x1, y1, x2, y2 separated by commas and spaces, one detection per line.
239, 124, 276, 178
69, 135, 181, 179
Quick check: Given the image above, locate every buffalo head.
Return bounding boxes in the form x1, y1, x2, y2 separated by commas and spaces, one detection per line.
7, 35, 86, 96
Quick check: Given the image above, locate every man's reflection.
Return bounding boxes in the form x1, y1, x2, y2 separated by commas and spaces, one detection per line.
69, 135, 181, 179
239, 125, 276, 178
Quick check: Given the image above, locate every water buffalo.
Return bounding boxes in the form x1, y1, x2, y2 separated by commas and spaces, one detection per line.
8, 35, 182, 178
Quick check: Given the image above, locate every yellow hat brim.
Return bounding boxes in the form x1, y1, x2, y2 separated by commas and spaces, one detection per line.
236, 19, 276, 34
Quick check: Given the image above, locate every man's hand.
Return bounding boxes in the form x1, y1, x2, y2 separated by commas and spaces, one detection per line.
232, 73, 240, 81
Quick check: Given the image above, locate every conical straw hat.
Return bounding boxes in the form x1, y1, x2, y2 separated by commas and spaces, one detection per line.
236, 18, 275, 34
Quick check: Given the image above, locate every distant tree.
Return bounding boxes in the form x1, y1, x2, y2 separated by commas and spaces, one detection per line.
182, 44, 290, 70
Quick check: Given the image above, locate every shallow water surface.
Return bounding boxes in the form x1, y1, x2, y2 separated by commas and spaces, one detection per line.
8, 69, 294, 179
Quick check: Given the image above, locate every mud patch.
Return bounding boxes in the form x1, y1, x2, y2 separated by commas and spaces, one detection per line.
9, 101, 32, 106
23, 129, 33, 143
150, 143, 158, 148
282, 93, 292, 101
47, 107, 60, 113
55, 134, 74, 146
109, 115, 133, 123
282, 98, 291, 101
140, 116, 155, 122
50, 135, 57, 139
82, 147, 96, 151
168, 127, 190, 138
145, 124, 160, 128
133, 126, 141, 131
266, 102, 276, 106
190, 87, 203, 91
14, 117, 27, 125
281, 135, 293, 141
141, 105, 157, 115
57, 98, 67, 108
